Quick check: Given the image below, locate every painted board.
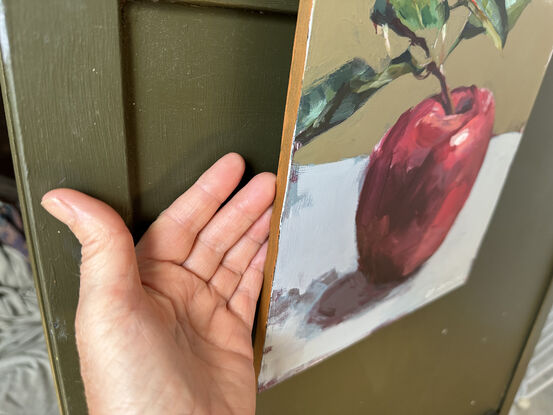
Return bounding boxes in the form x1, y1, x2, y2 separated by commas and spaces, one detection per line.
254, 0, 553, 389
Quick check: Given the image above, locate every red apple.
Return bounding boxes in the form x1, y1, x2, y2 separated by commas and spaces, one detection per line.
355, 86, 495, 284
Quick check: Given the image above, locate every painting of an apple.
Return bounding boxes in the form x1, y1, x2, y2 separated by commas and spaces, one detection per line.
356, 86, 495, 284
255, 0, 553, 390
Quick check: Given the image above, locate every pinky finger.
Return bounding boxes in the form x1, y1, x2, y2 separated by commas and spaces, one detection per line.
227, 241, 268, 329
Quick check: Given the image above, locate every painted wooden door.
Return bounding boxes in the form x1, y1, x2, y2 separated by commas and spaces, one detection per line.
0, 1, 295, 413
1, 0, 553, 414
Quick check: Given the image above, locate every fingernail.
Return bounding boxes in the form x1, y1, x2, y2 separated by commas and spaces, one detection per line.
41, 197, 76, 225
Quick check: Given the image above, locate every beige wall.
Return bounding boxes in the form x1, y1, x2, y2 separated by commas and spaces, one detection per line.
294, 0, 553, 164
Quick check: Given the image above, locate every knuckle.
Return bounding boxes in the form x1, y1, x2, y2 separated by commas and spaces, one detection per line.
79, 223, 132, 259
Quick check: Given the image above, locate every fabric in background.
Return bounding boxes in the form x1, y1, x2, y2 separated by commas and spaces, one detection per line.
0, 190, 58, 415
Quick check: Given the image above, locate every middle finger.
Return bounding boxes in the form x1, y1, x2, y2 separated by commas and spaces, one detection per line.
181, 172, 275, 281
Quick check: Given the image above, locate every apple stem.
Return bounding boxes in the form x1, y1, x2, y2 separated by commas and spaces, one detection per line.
427, 62, 455, 115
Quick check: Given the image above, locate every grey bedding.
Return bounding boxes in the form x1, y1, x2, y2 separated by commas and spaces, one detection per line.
0, 181, 58, 415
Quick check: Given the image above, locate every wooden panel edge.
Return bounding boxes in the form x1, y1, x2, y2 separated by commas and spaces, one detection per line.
0, 4, 66, 412
498, 269, 553, 414
497, 60, 553, 414
134, 0, 299, 15
253, 0, 314, 384
0, 0, 133, 412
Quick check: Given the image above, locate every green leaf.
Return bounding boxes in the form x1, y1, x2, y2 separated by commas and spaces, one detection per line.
352, 50, 424, 93
505, 0, 531, 29
447, 13, 486, 54
371, 0, 448, 54
466, 0, 508, 49
449, 0, 530, 55
295, 58, 374, 140
295, 50, 423, 147
389, 0, 450, 31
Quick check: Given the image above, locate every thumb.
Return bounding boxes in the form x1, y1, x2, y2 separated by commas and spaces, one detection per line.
41, 189, 141, 304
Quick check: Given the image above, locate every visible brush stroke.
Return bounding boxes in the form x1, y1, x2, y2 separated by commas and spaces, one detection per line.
449, 0, 531, 54
307, 271, 400, 327
356, 86, 495, 284
260, 132, 524, 385
295, 50, 423, 148
258, 0, 542, 390
295, 0, 531, 147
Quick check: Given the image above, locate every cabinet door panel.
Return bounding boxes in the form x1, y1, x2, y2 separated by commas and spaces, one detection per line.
0, 1, 295, 413
123, 2, 295, 227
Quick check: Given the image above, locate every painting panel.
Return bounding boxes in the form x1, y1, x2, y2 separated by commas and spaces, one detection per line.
256, 0, 553, 389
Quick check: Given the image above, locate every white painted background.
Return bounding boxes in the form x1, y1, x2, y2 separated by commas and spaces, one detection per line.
259, 132, 522, 387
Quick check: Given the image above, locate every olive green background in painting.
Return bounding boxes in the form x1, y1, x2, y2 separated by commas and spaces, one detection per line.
294, 0, 553, 165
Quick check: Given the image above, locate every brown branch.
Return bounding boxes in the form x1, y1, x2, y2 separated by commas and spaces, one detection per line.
427, 62, 454, 114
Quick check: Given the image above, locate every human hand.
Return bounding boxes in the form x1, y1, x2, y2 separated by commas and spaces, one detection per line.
41, 153, 275, 415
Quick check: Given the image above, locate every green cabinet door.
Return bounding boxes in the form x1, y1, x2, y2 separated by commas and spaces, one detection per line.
1, 0, 552, 414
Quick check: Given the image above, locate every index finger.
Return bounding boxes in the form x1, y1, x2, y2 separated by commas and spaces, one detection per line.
135, 153, 245, 264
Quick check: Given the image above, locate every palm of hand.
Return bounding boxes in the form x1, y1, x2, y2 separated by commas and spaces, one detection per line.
42, 154, 275, 415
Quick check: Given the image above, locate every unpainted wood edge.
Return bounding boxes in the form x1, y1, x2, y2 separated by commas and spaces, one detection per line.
0, 4, 67, 413
498, 268, 553, 414
134, 0, 299, 15
253, 0, 314, 385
